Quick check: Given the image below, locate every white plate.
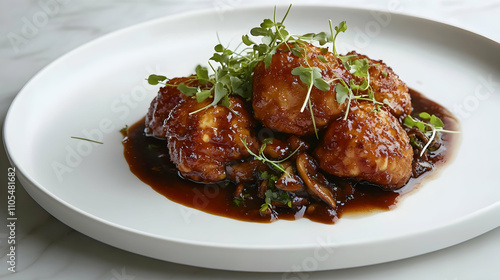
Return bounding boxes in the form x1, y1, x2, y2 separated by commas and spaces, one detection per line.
4, 4, 500, 272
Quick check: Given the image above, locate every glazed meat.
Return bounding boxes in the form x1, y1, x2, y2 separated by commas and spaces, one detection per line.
314, 102, 413, 189
252, 43, 351, 135
165, 96, 258, 183
121, 9, 464, 225
347, 51, 412, 118
145, 76, 210, 138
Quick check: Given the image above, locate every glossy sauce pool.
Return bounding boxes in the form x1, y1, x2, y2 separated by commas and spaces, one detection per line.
122, 89, 459, 224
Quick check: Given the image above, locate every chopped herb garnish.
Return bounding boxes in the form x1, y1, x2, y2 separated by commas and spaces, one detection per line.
260, 189, 292, 213
233, 193, 249, 207
120, 125, 129, 136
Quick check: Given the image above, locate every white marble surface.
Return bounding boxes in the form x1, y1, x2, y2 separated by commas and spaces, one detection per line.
1, 0, 499, 279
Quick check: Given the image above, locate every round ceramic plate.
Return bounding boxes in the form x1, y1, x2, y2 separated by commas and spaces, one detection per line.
4, 4, 500, 272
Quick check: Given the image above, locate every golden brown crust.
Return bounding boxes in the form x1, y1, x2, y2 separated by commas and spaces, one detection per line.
346, 51, 412, 119
145, 76, 210, 138
252, 43, 351, 135
165, 96, 258, 182
314, 102, 413, 189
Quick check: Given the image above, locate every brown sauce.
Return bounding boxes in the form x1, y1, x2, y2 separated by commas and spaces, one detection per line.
122, 89, 459, 224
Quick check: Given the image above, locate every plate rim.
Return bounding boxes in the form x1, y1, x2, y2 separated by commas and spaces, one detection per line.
3, 3, 500, 271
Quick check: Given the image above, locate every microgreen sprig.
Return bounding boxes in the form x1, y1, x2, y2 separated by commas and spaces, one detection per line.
330, 20, 347, 56
334, 56, 390, 119
147, 5, 298, 113
404, 113, 459, 156
284, 20, 347, 136
241, 137, 302, 177
291, 65, 330, 138
146, 5, 352, 139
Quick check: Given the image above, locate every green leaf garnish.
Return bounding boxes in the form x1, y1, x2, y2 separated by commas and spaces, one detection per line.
120, 125, 129, 136
195, 89, 212, 102
418, 112, 431, 120
195, 65, 209, 84
291, 66, 328, 138
261, 189, 292, 212
233, 193, 249, 207
350, 58, 370, 77
330, 20, 347, 56
147, 74, 167, 85
403, 114, 459, 156
147, 5, 349, 124
177, 83, 198, 97
430, 115, 444, 128
335, 83, 350, 105
241, 137, 302, 177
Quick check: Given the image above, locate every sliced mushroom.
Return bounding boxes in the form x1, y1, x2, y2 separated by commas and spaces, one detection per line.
275, 166, 305, 192
233, 183, 245, 198
263, 138, 289, 159
406, 126, 442, 160
296, 153, 336, 208
258, 180, 268, 199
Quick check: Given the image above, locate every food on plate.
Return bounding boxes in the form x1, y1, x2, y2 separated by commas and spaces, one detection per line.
122, 6, 459, 223
345, 51, 412, 119
164, 96, 257, 182
144, 76, 203, 138
314, 102, 413, 189
252, 43, 350, 135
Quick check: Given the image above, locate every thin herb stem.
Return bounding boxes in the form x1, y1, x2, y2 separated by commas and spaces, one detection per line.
329, 20, 336, 56
241, 137, 303, 177
71, 136, 103, 144
300, 70, 315, 113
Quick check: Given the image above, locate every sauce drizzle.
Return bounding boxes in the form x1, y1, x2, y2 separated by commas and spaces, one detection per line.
122, 89, 459, 224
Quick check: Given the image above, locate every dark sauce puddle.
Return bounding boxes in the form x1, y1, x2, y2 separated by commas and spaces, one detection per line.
122, 89, 459, 224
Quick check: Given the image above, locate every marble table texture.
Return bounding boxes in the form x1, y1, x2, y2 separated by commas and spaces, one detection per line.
1, 0, 499, 279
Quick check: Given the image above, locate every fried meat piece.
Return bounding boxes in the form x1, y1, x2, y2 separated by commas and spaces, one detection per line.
346, 51, 412, 118
314, 102, 413, 189
145, 76, 210, 138
165, 96, 258, 182
252, 43, 351, 135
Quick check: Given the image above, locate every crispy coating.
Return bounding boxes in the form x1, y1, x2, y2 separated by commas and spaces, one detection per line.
347, 51, 412, 119
165, 96, 258, 183
145, 76, 210, 138
252, 43, 351, 135
314, 102, 413, 189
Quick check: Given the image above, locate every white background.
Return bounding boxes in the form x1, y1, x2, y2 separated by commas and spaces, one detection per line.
1, 0, 499, 279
